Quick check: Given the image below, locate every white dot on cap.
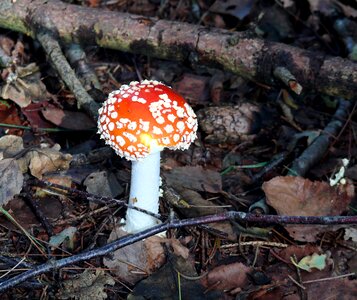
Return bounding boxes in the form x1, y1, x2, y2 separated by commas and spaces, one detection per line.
116, 135, 125, 146
168, 114, 176, 122
177, 121, 185, 132
108, 122, 115, 131
156, 116, 165, 124
153, 126, 163, 135
164, 124, 174, 133
111, 111, 118, 119
128, 121, 137, 130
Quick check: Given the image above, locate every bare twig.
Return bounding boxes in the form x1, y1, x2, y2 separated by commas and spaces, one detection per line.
36, 30, 100, 119
29, 179, 162, 220
289, 99, 352, 176
65, 43, 102, 91
0, 211, 356, 291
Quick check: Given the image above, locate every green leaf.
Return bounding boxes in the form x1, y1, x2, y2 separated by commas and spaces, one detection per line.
291, 253, 326, 272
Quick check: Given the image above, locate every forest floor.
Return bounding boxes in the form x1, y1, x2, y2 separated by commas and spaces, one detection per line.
0, 0, 356, 299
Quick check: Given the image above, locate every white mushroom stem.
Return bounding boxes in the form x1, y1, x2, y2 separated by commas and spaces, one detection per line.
123, 151, 161, 233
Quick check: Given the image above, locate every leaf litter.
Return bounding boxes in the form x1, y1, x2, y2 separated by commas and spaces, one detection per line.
0, 1, 356, 299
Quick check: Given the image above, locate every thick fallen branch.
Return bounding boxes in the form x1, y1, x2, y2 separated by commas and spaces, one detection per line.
0, 0, 356, 99
0, 211, 356, 292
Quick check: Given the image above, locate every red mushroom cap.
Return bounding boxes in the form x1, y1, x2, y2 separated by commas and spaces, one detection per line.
97, 80, 198, 160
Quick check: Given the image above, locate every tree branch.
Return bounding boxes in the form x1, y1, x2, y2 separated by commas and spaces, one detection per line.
289, 99, 353, 176
0, 211, 356, 292
0, 0, 356, 99
36, 31, 99, 119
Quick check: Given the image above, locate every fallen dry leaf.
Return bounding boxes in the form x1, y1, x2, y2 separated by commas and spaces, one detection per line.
1, 194, 62, 230
304, 278, 357, 300
162, 238, 190, 259
276, 244, 322, 263
83, 171, 123, 198
263, 176, 354, 241
42, 106, 95, 130
200, 262, 251, 293
344, 227, 357, 242
0, 158, 23, 207
173, 73, 210, 104
22, 102, 56, 130
103, 227, 165, 285
0, 100, 23, 135
258, 260, 357, 300
1, 65, 46, 108
57, 269, 115, 300
129, 255, 224, 300
0, 134, 24, 158
164, 165, 222, 193
17, 144, 72, 179
35, 175, 72, 198
166, 186, 236, 240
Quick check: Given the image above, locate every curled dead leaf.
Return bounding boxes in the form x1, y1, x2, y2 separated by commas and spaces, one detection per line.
200, 262, 251, 293
103, 227, 165, 285
42, 106, 95, 130
17, 144, 72, 179
0, 158, 23, 207
263, 176, 354, 241
57, 269, 114, 300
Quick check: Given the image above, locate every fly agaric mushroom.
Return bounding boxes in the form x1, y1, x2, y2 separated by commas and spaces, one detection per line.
97, 80, 198, 233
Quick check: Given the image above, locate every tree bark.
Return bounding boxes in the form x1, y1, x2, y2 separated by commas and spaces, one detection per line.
0, 0, 356, 99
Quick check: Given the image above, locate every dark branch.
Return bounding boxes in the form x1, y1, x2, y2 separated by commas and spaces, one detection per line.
0, 211, 356, 292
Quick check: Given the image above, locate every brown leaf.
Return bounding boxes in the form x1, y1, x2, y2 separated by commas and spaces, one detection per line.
129, 255, 218, 299
103, 227, 165, 285
1, 66, 46, 108
58, 270, 115, 300
0, 159, 23, 207
304, 278, 357, 300
83, 171, 123, 198
42, 106, 95, 130
173, 74, 210, 104
276, 245, 322, 263
262, 260, 357, 300
17, 145, 72, 179
0, 101, 24, 135
0, 135, 24, 158
164, 165, 222, 193
263, 176, 353, 216
1, 82, 31, 107
22, 102, 56, 130
200, 262, 251, 292
263, 176, 354, 241
162, 238, 190, 259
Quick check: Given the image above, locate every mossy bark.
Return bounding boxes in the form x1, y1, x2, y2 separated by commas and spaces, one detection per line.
0, 0, 356, 99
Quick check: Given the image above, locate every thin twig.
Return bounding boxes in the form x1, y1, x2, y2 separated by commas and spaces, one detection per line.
36, 30, 99, 119
288, 274, 306, 290
220, 241, 288, 248
289, 99, 352, 176
0, 211, 357, 291
302, 272, 355, 284
29, 179, 162, 220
